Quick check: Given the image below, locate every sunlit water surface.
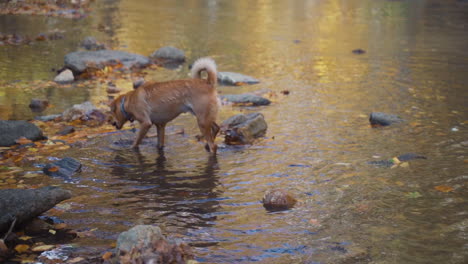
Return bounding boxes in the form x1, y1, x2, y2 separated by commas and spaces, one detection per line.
1, 0, 467, 263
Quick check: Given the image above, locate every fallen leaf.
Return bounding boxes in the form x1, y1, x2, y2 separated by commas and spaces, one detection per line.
102, 251, 113, 260
15, 137, 32, 145
406, 191, 422, 199
31, 245, 55, 252
14, 244, 30, 253
53, 223, 67, 230
47, 166, 59, 172
49, 229, 57, 235
19, 236, 33, 241
434, 185, 454, 193
68, 257, 85, 263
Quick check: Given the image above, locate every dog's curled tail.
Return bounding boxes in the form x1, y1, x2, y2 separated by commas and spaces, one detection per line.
191, 57, 217, 85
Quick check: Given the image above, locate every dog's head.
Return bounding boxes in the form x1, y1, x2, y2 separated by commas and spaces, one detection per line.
108, 95, 128, 130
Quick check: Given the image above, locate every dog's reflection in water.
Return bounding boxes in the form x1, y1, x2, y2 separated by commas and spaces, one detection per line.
109, 147, 221, 229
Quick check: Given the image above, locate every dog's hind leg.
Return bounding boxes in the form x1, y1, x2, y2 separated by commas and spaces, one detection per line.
156, 123, 166, 150
132, 121, 152, 148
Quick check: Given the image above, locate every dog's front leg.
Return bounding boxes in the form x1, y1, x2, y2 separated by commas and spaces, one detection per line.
156, 123, 166, 150
132, 122, 152, 148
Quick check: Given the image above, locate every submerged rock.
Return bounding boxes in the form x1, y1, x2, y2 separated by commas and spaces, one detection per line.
221, 94, 271, 106
56, 126, 75, 136
62, 101, 106, 126
117, 225, 194, 264
64, 50, 151, 74
43, 157, 82, 179
262, 189, 297, 211
29, 98, 49, 112
222, 113, 267, 145
218, 72, 260, 85
80, 36, 106, 51
54, 69, 74, 84
369, 112, 404, 126
368, 153, 427, 168
352, 48, 366, 54
34, 114, 61, 122
0, 186, 72, 233
0, 120, 45, 147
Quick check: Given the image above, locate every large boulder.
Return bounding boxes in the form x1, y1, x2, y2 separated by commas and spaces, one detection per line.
64, 50, 151, 74
0, 186, 72, 233
117, 225, 194, 264
221, 94, 271, 106
218, 72, 260, 85
221, 113, 267, 145
0, 120, 45, 147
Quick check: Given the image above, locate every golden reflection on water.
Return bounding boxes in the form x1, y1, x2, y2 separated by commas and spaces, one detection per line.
0, 0, 467, 263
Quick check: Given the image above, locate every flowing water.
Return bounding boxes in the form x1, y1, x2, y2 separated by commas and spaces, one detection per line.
1, 0, 467, 263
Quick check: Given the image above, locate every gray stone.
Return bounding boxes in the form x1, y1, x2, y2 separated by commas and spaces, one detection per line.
262, 189, 297, 211
0, 120, 44, 147
369, 112, 404, 126
54, 69, 74, 84
29, 98, 49, 112
117, 225, 163, 254
64, 50, 151, 74
221, 94, 271, 106
218, 72, 260, 85
43, 157, 82, 179
62, 101, 98, 122
222, 113, 267, 145
34, 114, 61, 122
80, 36, 106, 51
150, 46, 185, 62
116, 225, 195, 263
0, 186, 72, 233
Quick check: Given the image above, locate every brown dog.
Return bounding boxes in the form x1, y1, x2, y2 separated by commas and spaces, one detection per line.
108, 57, 220, 154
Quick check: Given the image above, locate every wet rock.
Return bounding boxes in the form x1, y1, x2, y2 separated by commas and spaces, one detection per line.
34, 114, 61, 122
43, 157, 82, 179
62, 101, 106, 126
352, 49, 366, 54
80, 36, 106, 51
221, 94, 271, 106
117, 225, 194, 264
24, 218, 52, 235
54, 69, 74, 84
150, 46, 186, 66
0, 186, 72, 233
369, 112, 404, 127
397, 153, 427, 161
222, 113, 268, 145
64, 50, 151, 74
56, 126, 75, 136
368, 153, 427, 168
106, 82, 121, 94
0, 120, 45, 147
29, 98, 49, 113
335, 245, 371, 264
218, 72, 260, 85
262, 189, 297, 211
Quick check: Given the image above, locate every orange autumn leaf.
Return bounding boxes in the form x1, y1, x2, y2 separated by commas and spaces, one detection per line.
434, 185, 454, 193
102, 251, 113, 260
47, 166, 59, 172
14, 244, 30, 253
15, 137, 32, 145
